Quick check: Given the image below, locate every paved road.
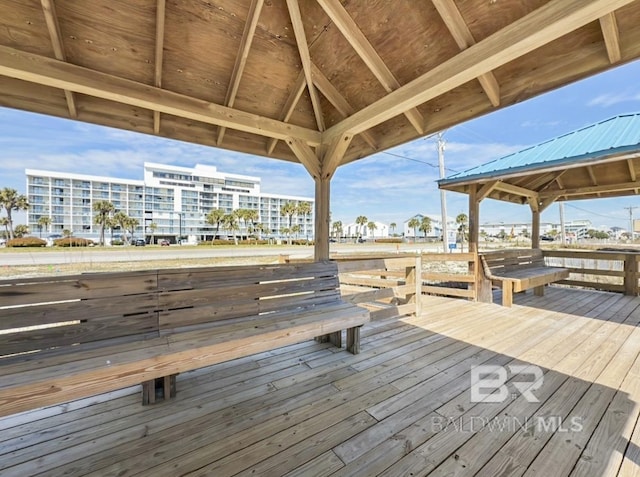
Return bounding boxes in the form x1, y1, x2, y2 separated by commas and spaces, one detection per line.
0, 243, 442, 266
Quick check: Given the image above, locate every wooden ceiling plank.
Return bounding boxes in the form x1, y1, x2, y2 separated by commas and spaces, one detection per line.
599, 12, 622, 63
266, 71, 306, 156
540, 180, 640, 198
218, 0, 264, 145
494, 181, 539, 199
316, 0, 424, 135
153, 0, 166, 134
322, 133, 354, 179
286, 0, 325, 132
587, 165, 598, 185
628, 159, 636, 181
324, 0, 636, 146
431, 0, 500, 107
0, 45, 322, 146
310, 62, 377, 151
40, 0, 76, 118
286, 137, 322, 178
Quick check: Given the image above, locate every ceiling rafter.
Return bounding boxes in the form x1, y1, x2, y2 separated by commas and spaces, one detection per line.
0, 45, 322, 146
599, 12, 622, 63
310, 62, 377, 151
586, 165, 598, 185
540, 180, 640, 198
286, 137, 321, 178
286, 0, 325, 132
40, 0, 76, 118
316, 0, 424, 135
218, 0, 264, 145
431, 0, 500, 107
322, 133, 353, 179
628, 158, 636, 181
494, 181, 539, 199
153, 0, 166, 134
323, 0, 635, 153
266, 71, 306, 156
477, 180, 498, 201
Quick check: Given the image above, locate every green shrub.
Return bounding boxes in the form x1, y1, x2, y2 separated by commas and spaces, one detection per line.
291, 239, 313, 245
111, 240, 124, 246
374, 238, 403, 243
7, 237, 47, 247
54, 237, 93, 247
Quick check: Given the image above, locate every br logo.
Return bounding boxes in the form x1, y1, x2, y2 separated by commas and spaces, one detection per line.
470, 365, 543, 403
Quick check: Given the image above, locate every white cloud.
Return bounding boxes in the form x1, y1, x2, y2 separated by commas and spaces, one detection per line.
588, 91, 640, 107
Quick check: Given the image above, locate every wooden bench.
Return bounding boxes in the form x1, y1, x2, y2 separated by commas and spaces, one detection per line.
479, 249, 570, 307
0, 261, 369, 417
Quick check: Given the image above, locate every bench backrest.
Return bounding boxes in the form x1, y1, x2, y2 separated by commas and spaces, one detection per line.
481, 249, 545, 275
0, 261, 341, 360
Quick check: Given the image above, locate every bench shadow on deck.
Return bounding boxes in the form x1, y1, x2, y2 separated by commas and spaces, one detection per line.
2, 286, 640, 476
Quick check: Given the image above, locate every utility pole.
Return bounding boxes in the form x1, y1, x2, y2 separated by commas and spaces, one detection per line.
437, 132, 449, 253
624, 206, 638, 240
559, 202, 566, 245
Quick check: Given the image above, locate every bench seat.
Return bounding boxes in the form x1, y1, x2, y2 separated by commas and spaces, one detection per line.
0, 262, 369, 417
480, 249, 569, 307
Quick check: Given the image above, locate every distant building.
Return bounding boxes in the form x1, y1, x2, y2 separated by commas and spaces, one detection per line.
479, 219, 593, 240
403, 214, 456, 242
26, 163, 314, 242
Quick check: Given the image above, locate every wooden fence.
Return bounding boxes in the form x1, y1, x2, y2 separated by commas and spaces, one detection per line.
420, 252, 478, 300
543, 249, 640, 296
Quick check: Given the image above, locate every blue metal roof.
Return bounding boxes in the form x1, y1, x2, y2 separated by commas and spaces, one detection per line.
440, 113, 640, 185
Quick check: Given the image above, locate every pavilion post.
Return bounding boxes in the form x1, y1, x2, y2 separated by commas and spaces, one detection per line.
531, 204, 541, 249
469, 185, 492, 302
314, 177, 330, 261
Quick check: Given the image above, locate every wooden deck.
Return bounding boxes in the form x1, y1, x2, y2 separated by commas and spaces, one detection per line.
2, 286, 640, 476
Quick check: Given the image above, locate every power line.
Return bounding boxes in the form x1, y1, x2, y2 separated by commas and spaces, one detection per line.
564, 203, 627, 222
381, 151, 460, 174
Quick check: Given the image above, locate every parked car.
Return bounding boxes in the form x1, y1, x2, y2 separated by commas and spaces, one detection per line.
133, 238, 146, 246
159, 239, 170, 246
540, 235, 555, 242
46, 234, 63, 246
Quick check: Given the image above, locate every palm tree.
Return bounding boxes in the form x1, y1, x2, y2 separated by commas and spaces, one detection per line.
14, 224, 29, 238
280, 201, 297, 245
332, 220, 343, 240
0, 216, 9, 239
355, 215, 368, 241
113, 211, 130, 244
223, 213, 239, 245
407, 217, 420, 242
291, 224, 301, 241
0, 188, 29, 240
93, 200, 115, 246
126, 217, 140, 242
206, 208, 225, 242
244, 209, 259, 241
148, 222, 158, 244
367, 221, 377, 239
390, 222, 397, 236
419, 216, 432, 241
456, 213, 469, 252
37, 216, 52, 238
106, 216, 117, 244
297, 201, 312, 241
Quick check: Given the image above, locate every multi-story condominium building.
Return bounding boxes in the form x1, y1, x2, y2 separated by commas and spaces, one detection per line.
26, 163, 314, 243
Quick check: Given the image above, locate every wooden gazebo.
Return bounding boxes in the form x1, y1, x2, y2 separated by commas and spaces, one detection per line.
439, 112, 640, 252
2, 0, 640, 260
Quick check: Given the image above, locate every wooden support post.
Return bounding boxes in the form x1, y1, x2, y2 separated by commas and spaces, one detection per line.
468, 184, 479, 254
468, 184, 491, 302
142, 374, 177, 405
502, 281, 513, 307
624, 253, 639, 296
476, 253, 493, 303
414, 254, 422, 316
314, 177, 330, 261
329, 330, 342, 348
531, 206, 541, 249
346, 326, 361, 354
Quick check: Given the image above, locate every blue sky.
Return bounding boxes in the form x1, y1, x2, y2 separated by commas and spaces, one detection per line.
2, 58, 640, 230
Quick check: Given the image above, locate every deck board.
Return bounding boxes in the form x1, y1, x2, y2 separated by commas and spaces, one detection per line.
2, 287, 640, 476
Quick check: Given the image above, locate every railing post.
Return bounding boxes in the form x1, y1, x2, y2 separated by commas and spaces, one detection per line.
414, 254, 422, 316
475, 252, 493, 303
624, 253, 639, 296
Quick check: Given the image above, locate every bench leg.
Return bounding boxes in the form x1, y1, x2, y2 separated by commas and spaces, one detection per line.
347, 326, 361, 354
142, 374, 177, 405
502, 282, 513, 307
329, 330, 342, 349
315, 334, 331, 344
534, 285, 544, 297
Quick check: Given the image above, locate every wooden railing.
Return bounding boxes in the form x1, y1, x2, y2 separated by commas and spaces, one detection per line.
543, 249, 640, 296
420, 252, 479, 300
336, 256, 421, 320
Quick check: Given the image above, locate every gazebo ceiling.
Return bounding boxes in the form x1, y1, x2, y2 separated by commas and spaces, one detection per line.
1, 0, 640, 178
